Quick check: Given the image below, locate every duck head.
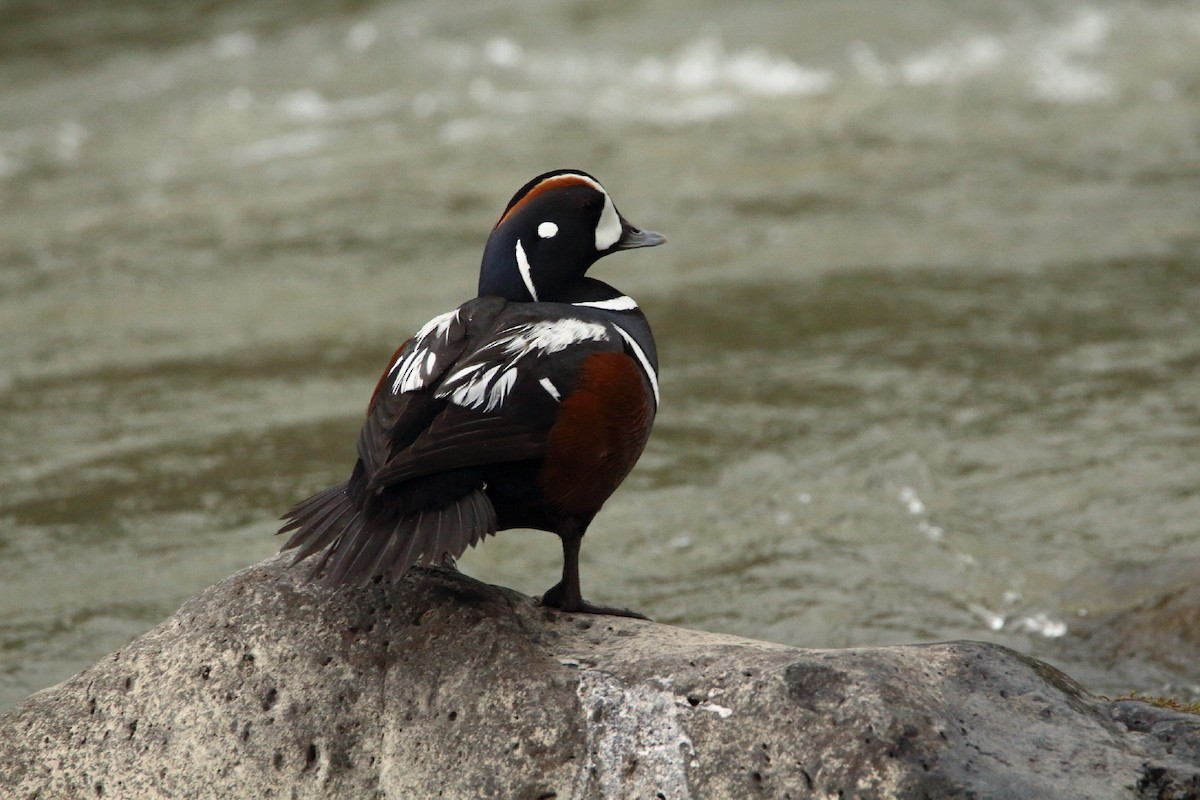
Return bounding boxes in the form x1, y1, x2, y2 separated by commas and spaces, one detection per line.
477, 169, 665, 302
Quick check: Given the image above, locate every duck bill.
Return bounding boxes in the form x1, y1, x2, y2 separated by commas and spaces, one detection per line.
613, 219, 667, 251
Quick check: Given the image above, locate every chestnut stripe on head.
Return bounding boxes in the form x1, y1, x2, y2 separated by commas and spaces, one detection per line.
494, 172, 613, 233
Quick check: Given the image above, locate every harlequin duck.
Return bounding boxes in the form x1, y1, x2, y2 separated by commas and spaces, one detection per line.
279, 169, 665, 618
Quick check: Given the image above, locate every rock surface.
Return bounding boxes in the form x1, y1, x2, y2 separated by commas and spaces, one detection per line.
2, 555, 1198, 799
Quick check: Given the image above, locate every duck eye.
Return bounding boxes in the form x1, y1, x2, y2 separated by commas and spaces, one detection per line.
537, 222, 559, 239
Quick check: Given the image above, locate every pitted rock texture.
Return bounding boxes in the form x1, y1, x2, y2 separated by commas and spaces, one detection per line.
2, 555, 1197, 799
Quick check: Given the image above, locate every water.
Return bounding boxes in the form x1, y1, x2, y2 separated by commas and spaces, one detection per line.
3, 0, 1200, 710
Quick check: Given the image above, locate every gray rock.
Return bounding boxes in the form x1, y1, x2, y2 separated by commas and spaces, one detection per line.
2, 555, 1197, 799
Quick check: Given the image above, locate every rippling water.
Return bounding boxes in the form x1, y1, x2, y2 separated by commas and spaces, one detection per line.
3, 0, 1200, 710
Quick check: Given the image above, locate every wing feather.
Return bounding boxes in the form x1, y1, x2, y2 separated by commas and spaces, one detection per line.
288, 505, 356, 566
367, 409, 547, 491
279, 296, 658, 586
367, 516, 417, 581
325, 514, 392, 586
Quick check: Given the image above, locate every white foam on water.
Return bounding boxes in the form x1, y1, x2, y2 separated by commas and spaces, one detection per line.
211, 31, 256, 60
1028, 8, 1116, 102
162, 1, 1197, 152
633, 37, 835, 97
844, 8, 1125, 104
280, 90, 330, 121
484, 37, 524, 67
1014, 613, 1068, 638
345, 21, 378, 53
234, 131, 326, 165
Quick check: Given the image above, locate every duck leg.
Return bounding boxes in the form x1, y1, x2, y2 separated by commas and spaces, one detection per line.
539, 522, 649, 620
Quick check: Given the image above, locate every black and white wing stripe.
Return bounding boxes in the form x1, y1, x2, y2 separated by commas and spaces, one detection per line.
387, 307, 469, 394
435, 317, 613, 412
281, 297, 507, 585
279, 296, 658, 587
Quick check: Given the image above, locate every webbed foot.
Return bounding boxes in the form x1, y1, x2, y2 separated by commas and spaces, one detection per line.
539, 582, 650, 620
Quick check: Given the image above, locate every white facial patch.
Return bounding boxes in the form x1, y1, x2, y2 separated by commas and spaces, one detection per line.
530, 172, 621, 251
514, 238, 539, 301
594, 191, 621, 251
537, 221, 558, 239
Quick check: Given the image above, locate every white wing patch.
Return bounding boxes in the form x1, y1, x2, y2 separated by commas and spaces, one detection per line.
539, 377, 561, 401
496, 318, 610, 357
437, 318, 611, 412
390, 309, 461, 394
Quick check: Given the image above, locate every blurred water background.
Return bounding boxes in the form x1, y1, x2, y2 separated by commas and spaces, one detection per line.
3, 0, 1200, 711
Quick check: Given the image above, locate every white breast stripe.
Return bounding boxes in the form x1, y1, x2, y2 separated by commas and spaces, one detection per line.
572, 296, 639, 312
539, 377, 561, 401
515, 239, 538, 301
613, 325, 660, 406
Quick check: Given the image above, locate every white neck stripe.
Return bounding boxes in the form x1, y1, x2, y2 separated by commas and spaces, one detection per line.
514, 239, 538, 301
612, 324, 660, 406
572, 296, 639, 312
